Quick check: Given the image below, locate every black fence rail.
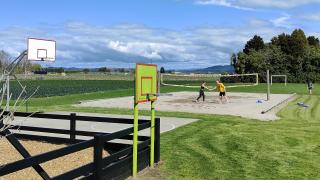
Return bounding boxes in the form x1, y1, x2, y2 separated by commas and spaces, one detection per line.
0, 111, 160, 180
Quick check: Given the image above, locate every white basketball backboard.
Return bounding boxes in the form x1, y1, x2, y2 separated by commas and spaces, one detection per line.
27, 38, 56, 61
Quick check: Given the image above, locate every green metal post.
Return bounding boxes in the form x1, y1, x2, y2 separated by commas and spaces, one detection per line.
132, 103, 139, 177
150, 100, 155, 167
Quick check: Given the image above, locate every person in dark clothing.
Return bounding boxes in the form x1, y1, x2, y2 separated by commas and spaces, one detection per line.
307, 81, 314, 95
196, 82, 209, 102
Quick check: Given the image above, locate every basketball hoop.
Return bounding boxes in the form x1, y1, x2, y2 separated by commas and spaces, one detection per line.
27, 38, 56, 62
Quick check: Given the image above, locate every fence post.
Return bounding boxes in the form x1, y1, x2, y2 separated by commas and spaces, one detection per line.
70, 113, 76, 142
154, 118, 160, 163
0, 115, 3, 129
93, 134, 104, 180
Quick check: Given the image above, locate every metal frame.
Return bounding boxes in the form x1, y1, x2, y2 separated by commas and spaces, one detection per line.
133, 63, 158, 177
271, 75, 287, 86
2, 50, 28, 111
135, 63, 158, 103
3, 38, 56, 111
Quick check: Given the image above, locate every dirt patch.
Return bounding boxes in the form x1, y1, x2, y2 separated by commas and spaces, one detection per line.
127, 161, 167, 180
77, 92, 295, 121
0, 138, 108, 179
172, 95, 251, 104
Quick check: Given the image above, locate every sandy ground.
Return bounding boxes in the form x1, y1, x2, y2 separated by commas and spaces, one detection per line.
78, 92, 294, 121
0, 138, 108, 180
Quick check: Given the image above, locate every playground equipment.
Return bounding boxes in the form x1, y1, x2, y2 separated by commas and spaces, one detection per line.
133, 63, 158, 176
0, 41, 160, 179
2, 38, 56, 111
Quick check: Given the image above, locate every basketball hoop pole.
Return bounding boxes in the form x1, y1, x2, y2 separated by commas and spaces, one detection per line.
3, 50, 27, 111
150, 100, 155, 167
6, 50, 27, 75
132, 102, 139, 177
1, 38, 55, 179
133, 64, 158, 177
267, 70, 270, 101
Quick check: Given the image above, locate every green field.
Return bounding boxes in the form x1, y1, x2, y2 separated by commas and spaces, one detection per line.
5, 79, 320, 179
16, 72, 134, 81
6, 80, 319, 101
6, 80, 133, 99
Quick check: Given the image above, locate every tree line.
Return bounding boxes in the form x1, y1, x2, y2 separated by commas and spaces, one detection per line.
0, 50, 134, 74
0, 50, 42, 73
231, 29, 320, 83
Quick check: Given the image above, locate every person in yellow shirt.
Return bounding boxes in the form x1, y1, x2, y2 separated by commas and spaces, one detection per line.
216, 80, 228, 103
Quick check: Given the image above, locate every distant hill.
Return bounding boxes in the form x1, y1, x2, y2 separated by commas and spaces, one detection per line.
181, 65, 234, 73
47, 65, 234, 74
62, 67, 84, 71
198, 65, 234, 73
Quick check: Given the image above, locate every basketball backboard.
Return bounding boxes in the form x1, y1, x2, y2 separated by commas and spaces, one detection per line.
135, 64, 158, 103
27, 38, 56, 61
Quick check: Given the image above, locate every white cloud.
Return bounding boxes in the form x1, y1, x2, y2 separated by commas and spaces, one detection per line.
195, 0, 255, 11
108, 41, 172, 60
270, 14, 292, 28
196, 0, 320, 9
0, 21, 317, 69
299, 13, 320, 21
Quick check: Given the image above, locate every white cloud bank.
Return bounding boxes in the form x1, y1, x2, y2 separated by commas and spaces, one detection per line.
300, 13, 320, 21
196, 0, 320, 9
0, 21, 316, 69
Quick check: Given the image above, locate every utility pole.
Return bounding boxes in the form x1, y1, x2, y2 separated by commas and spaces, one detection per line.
267, 70, 270, 101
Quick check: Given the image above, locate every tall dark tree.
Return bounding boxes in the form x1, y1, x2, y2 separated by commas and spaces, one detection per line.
233, 29, 320, 82
0, 50, 11, 71
230, 53, 237, 66
98, 67, 108, 73
271, 33, 291, 54
160, 67, 165, 73
290, 29, 308, 57
243, 35, 265, 54
83, 68, 90, 74
307, 36, 320, 46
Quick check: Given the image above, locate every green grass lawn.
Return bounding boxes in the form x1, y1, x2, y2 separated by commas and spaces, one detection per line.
231, 83, 319, 95
27, 93, 319, 179
8, 82, 320, 179
156, 95, 320, 179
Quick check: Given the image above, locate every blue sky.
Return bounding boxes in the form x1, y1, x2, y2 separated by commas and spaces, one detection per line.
0, 0, 320, 69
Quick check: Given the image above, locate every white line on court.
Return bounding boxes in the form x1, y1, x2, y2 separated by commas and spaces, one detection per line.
166, 124, 176, 132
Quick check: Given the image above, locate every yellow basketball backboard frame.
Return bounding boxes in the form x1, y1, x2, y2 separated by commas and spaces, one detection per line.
135, 63, 158, 103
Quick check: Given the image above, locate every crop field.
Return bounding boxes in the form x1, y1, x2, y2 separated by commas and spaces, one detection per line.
5, 80, 134, 99
6, 77, 319, 100
16, 72, 134, 81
